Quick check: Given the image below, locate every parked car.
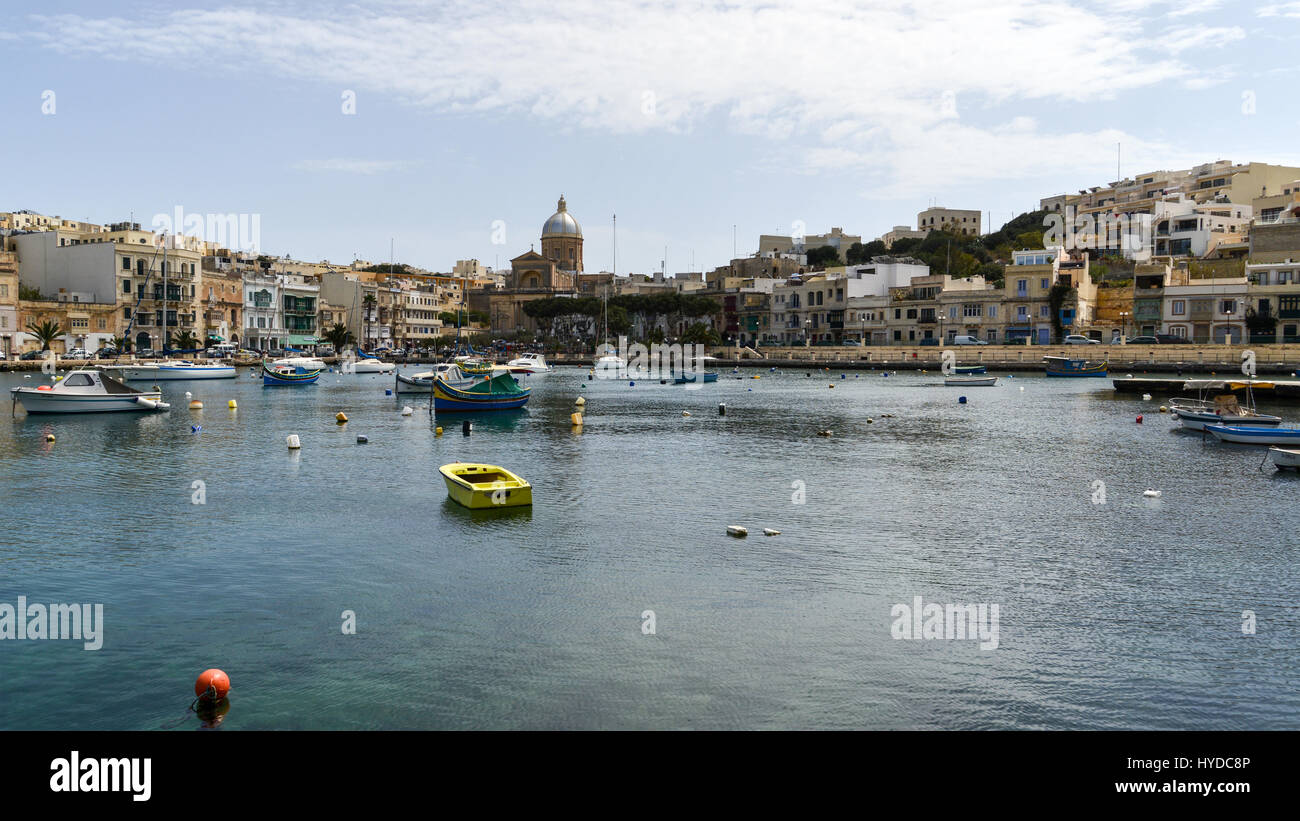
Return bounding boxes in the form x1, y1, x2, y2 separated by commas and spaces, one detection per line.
952, 335, 988, 345
1063, 335, 1100, 345
65, 348, 89, 359
136, 348, 159, 359
1123, 336, 1158, 345
96, 347, 120, 358
841, 339, 861, 346
19, 350, 45, 360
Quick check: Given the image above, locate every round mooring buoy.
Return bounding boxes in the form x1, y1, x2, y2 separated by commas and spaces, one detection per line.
335, 412, 348, 424
194, 668, 231, 702
718, 403, 726, 416
462, 419, 472, 436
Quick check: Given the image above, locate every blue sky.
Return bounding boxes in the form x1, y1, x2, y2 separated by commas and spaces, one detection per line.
2, 0, 1298, 275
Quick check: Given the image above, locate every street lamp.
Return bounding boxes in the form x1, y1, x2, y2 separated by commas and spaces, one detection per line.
1118, 311, 1129, 343
804, 319, 811, 347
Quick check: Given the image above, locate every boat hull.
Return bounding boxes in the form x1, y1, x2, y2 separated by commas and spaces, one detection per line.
11, 388, 165, 413
944, 376, 997, 386
1170, 409, 1282, 431
953, 366, 986, 375
674, 372, 719, 384
116, 364, 237, 380
1269, 448, 1300, 469
432, 374, 530, 411
1205, 424, 1300, 445
439, 463, 533, 508
351, 359, 396, 374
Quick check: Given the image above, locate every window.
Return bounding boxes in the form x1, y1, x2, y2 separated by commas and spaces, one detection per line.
122, 280, 131, 294
63, 373, 93, 387
948, 306, 957, 319
1172, 300, 1185, 315
1040, 305, 1049, 318
123, 308, 131, 319
1040, 278, 1049, 290
122, 257, 130, 269
963, 303, 980, 317
1220, 300, 1236, 314
1017, 279, 1028, 296
987, 305, 997, 318
98, 319, 106, 330
1173, 326, 1186, 337
0, 284, 6, 298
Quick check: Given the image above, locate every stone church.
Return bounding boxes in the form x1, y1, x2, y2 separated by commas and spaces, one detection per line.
474, 196, 585, 334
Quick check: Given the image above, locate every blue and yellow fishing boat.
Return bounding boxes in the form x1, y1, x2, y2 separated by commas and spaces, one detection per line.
262, 362, 322, 386
433, 369, 530, 410
1043, 356, 1107, 377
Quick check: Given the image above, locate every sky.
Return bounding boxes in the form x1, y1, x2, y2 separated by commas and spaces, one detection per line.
1, 0, 1299, 276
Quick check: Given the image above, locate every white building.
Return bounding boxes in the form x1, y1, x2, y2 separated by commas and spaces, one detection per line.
243, 270, 283, 351
1150, 197, 1251, 259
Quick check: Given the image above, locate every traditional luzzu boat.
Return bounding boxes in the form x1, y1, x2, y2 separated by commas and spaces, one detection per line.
1204, 424, 1300, 445
262, 362, 322, 386
395, 361, 497, 394
674, 371, 719, 384
10, 369, 169, 413
432, 369, 530, 411
439, 462, 533, 508
1043, 356, 1108, 377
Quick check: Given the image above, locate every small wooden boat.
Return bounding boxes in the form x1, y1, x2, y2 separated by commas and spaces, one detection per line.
1205, 424, 1300, 445
944, 376, 997, 386
10, 369, 169, 413
953, 365, 986, 375
1043, 356, 1107, 377
1268, 448, 1300, 470
439, 462, 533, 508
397, 361, 499, 394
433, 370, 530, 411
674, 371, 719, 384
1169, 393, 1282, 431
262, 363, 321, 386
111, 360, 237, 381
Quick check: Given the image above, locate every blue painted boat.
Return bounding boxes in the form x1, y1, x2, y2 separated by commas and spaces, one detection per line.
954, 365, 986, 375
674, 371, 719, 384
1205, 424, 1300, 445
433, 371, 529, 411
1043, 356, 1107, 377
263, 363, 321, 386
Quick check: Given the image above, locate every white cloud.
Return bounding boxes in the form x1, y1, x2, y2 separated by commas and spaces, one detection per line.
20, 1, 1227, 193
1257, 2, 1300, 17
1159, 25, 1247, 53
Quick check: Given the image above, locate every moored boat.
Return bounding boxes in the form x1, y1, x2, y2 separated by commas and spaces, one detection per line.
262, 363, 322, 386
1268, 448, 1300, 470
10, 369, 169, 413
1169, 390, 1282, 431
439, 462, 533, 508
944, 376, 997, 386
1043, 356, 1107, 377
271, 355, 327, 371
1204, 424, 1300, 445
954, 365, 987, 375
506, 352, 553, 374
674, 371, 720, 384
433, 370, 530, 411
395, 361, 498, 393
109, 360, 237, 381
350, 350, 396, 374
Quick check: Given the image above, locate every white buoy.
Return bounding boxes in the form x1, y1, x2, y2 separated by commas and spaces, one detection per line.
401, 406, 413, 416
1143, 489, 1161, 497
763, 528, 780, 536
286, 434, 302, 450
185, 391, 192, 400
575, 396, 586, 406
682, 411, 691, 417
726, 525, 748, 538
1019, 386, 1025, 391
1142, 393, 1152, 401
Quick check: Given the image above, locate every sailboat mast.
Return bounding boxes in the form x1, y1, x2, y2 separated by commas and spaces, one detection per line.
161, 236, 167, 352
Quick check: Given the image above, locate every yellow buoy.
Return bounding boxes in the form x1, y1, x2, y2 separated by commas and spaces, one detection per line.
570, 412, 584, 426
189, 400, 204, 410
335, 412, 348, 424
227, 400, 237, 409
45, 434, 56, 442
435, 426, 443, 436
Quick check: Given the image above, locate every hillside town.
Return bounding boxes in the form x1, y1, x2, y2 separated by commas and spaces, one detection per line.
4, 159, 1300, 359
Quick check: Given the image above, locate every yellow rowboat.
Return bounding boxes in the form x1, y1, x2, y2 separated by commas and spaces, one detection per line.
438, 462, 533, 509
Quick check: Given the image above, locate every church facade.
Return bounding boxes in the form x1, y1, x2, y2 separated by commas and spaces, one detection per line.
472, 196, 585, 335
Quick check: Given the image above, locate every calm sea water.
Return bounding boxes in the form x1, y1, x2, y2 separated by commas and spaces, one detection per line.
1, 363, 1297, 730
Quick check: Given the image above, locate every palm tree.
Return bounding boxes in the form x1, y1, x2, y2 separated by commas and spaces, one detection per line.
168, 330, 200, 352
321, 322, 355, 352
25, 319, 63, 351
110, 334, 128, 352
362, 293, 377, 349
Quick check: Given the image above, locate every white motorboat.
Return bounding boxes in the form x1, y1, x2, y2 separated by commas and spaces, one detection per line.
506, 353, 552, 375
272, 355, 328, 371
109, 359, 237, 381
10, 369, 170, 414
1168, 382, 1282, 431
1268, 448, 1300, 469
944, 376, 998, 387
395, 361, 502, 393
350, 356, 396, 374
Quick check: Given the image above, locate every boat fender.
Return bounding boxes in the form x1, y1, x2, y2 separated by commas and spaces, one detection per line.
194, 668, 231, 702
763, 529, 780, 536
189, 400, 203, 410
1143, 489, 1161, 498
726, 526, 748, 538
36, 385, 52, 391
286, 434, 301, 449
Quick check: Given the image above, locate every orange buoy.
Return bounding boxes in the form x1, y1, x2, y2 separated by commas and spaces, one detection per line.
194, 668, 231, 702
1136, 414, 1144, 424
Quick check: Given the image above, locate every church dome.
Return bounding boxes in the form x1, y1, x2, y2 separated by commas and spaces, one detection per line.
542, 195, 582, 238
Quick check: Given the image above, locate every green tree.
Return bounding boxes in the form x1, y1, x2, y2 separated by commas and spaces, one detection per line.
845, 240, 888, 264
321, 322, 355, 351
168, 330, 201, 351
680, 322, 720, 345
805, 245, 841, 269
25, 319, 63, 351
362, 293, 377, 344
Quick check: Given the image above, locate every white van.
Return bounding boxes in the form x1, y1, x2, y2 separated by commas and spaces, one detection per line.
206, 342, 238, 358
952, 335, 988, 346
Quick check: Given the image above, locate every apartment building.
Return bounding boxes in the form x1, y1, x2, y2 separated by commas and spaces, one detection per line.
757, 227, 861, 256
917, 207, 981, 237
0, 251, 19, 356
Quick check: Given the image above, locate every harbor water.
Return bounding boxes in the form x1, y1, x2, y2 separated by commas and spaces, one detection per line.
1, 365, 1297, 729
